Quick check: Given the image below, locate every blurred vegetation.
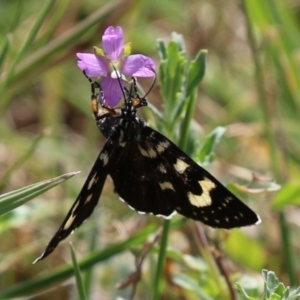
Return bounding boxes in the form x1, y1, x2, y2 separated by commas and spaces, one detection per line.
0, 0, 300, 299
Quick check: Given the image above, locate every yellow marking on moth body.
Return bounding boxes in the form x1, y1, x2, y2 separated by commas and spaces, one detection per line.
188, 179, 216, 207
138, 145, 157, 158
159, 181, 175, 191
174, 159, 189, 174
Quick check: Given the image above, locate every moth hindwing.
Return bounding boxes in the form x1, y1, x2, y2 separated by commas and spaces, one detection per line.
34, 75, 260, 263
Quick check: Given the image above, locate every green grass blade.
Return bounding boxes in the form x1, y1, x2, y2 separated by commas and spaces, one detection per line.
0, 171, 80, 215
70, 243, 87, 300
0, 225, 156, 298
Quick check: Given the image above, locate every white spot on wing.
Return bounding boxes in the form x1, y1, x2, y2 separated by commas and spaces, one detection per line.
156, 210, 177, 219
85, 194, 93, 203
174, 159, 189, 174
225, 197, 232, 203
158, 164, 167, 173
138, 145, 157, 158
71, 201, 80, 215
138, 145, 149, 157
188, 179, 216, 207
100, 152, 109, 166
159, 181, 175, 191
156, 140, 170, 153
87, 174, 98, 190
147, 148, 157, 158
63, 214, 76, 230
156, 145, 165, 153
255, 215, 262, 225
159, 140, 170, 148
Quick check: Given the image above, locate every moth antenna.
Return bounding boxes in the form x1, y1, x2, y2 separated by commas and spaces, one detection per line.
143, 68, 156, 98
111, 64, 128, 104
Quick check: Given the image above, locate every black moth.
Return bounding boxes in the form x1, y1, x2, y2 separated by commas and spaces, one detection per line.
34, 74, 260, 263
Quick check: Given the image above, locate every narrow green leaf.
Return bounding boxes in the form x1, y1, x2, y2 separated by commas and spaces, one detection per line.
196, 126, 226, 165
18, 0, 56, 58
274, 282, 286, 297
186, 49, 207, 98
288, 286, 300, 299
171, 32, 186, 52
282, 286, 290, 300
0, 37, 9, 70
0, 171, 80, 215
0, 131, 45, 191
272, 180, 300, 209
173, 274, 214, 300
178, 91, 197, 151
83, 220, 98, 297
269, 294, 281, 300
236, 282, 256, 300
156, 39, 167, 60
0, 0, 57, 113
267, 271, 279, 294
1, 0, 122, 108
0, 225, 156, 298
70, 243, 87, 300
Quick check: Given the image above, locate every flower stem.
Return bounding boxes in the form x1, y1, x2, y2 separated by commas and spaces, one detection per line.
152, 219, 170, 300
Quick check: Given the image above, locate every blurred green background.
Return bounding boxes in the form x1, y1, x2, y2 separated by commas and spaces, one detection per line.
1, 0, 300, 299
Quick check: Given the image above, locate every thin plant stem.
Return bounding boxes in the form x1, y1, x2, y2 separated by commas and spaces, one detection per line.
152, 219, 170, 300
242, 1, 296, 285
152, 77, 196, 299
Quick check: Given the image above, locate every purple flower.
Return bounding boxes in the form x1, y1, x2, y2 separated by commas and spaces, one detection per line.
77, 26, 155, 107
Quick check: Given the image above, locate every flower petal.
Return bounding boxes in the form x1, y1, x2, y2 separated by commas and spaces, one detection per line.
102, 26, 124, 61
77, 53, 108, 77
122, 55, 156, 77
101, 77, 124, 107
